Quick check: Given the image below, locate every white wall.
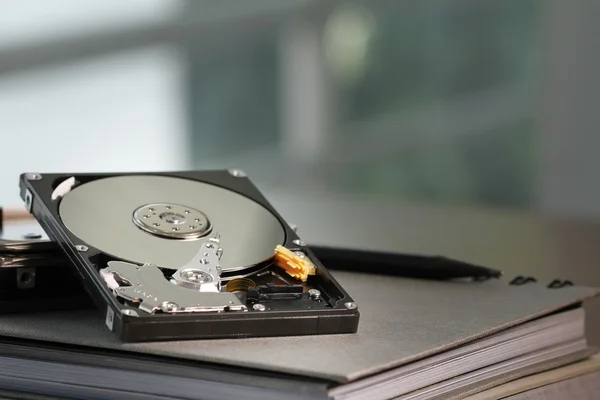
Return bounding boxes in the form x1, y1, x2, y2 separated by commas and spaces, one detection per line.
0, 0, 180, 49
0, 45, 188, 207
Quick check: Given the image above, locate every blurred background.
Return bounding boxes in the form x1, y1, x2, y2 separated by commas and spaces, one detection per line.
2, 0, 598, 217
0, 1, 598, 255
0, 0, 600, 217
1, 0, 600, 340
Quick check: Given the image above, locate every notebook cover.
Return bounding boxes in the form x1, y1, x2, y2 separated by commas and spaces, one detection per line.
0, 271, 597, 383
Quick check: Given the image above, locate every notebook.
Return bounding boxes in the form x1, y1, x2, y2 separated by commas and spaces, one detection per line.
0, 270, 597, 400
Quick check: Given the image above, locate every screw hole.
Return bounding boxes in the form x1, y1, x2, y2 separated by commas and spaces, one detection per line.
19, 272, 33, 284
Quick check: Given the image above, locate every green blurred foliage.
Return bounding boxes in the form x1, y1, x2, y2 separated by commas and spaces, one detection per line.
335, 0, 539, 207
341, 119, 535, 208
186, 0, 540, 208
341, 0, 539, 121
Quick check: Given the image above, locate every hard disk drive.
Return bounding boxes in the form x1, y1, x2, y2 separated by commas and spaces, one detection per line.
19, 171, 359, 342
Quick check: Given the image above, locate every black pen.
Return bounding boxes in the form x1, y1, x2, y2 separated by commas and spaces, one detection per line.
309, 245, 502, 281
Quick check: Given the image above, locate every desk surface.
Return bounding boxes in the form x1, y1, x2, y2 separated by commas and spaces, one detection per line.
269, 190, 600, 345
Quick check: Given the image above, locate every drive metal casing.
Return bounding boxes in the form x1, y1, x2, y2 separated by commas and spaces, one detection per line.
19, 171, 360, 342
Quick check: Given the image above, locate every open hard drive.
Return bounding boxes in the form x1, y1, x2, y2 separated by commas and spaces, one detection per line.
19, 170, 359, 342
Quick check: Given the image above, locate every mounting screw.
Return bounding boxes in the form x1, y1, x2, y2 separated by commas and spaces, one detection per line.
253, 303, 266, 311
76, 245, 88, 252
293, 239, 306, 246
25, 173, 42, 180
308, 289, 321, 300
289, 224, 298, 232
161, 302, 180, 312
228, 169, 247, 178
182, 270, 211, 283
345, 302, 357, 310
